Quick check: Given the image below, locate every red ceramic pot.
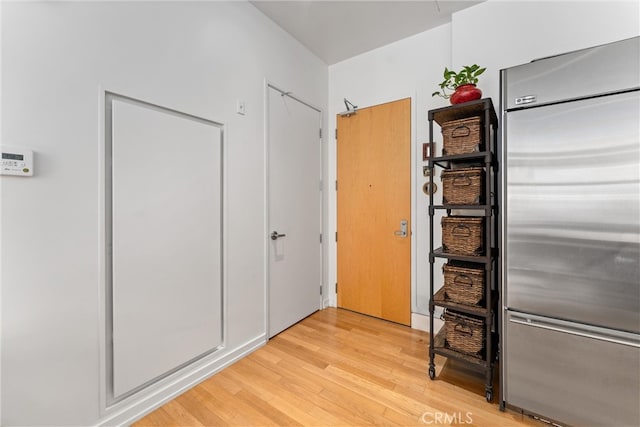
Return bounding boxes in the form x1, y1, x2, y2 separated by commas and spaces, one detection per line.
450, 84, 482, 104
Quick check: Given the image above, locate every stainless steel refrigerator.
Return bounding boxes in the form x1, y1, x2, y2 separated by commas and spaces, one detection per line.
501, 36, 640, 426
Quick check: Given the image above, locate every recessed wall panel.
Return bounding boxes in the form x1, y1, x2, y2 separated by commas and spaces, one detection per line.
110, 97, 222, 399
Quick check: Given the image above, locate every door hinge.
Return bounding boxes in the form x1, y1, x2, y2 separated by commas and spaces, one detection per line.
320, 180, 323, 191
320, 285, 323, 295
320, 233, 323, 243
319, 128, 322, 139
335, 231, 338, 242
335, 180, 338, 191
335, 282, 338, 293
335, 128, 338, 140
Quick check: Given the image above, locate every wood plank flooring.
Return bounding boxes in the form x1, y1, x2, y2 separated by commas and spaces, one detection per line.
134, 308, 541, 426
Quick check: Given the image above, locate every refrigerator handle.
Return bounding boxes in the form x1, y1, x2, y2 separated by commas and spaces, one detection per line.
509, 315, 640, 349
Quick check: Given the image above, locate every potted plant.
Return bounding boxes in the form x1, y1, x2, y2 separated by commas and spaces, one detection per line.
432, 64, 486, 104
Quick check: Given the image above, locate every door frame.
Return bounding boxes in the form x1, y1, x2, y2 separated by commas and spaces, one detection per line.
329, 94, 418, 323
264, 80, 324, 338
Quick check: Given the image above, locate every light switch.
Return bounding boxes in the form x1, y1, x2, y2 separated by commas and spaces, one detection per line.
236, 100, 246, 115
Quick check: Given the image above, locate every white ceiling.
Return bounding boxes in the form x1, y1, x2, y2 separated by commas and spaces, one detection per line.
250, 1, 483, 65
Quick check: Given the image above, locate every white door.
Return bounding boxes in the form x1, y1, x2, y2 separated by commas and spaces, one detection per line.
267, 85, 322, 338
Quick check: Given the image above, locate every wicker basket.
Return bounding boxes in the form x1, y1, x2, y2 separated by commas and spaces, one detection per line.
443, 262, 485, 306
443, 310, 484, 356
441, 167, 484, 205
441, 117, 483, 156
441, 216, 483, 256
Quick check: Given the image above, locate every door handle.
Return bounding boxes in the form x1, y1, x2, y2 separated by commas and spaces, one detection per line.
394, 220, 408, 238
271, 231, 286, 241
509, 315, 640, 348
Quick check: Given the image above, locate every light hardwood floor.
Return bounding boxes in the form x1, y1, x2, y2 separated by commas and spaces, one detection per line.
134, 308, 541, 426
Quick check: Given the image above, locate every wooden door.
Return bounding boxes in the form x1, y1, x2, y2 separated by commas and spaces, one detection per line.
337, 98, 411, 325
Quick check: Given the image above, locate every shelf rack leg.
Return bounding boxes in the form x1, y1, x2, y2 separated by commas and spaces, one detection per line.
485, 363, 494, 402
428, 119, 436, 381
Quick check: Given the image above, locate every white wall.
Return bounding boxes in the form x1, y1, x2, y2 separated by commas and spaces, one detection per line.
0, 1, 327, 425
327, 0, 640, 327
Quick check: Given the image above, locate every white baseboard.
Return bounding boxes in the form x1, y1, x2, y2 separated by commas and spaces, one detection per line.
96, 334, 266, 427
411, 312, 444, 333
411, 312, 429, 331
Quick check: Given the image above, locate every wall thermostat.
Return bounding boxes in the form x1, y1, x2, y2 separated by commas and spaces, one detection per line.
1, 147, 34, 176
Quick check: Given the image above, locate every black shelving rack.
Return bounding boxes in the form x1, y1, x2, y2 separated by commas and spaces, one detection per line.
427, 98, 500, 402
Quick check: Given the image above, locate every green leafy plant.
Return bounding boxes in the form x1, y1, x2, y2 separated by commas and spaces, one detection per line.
432, 64, 486, 99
